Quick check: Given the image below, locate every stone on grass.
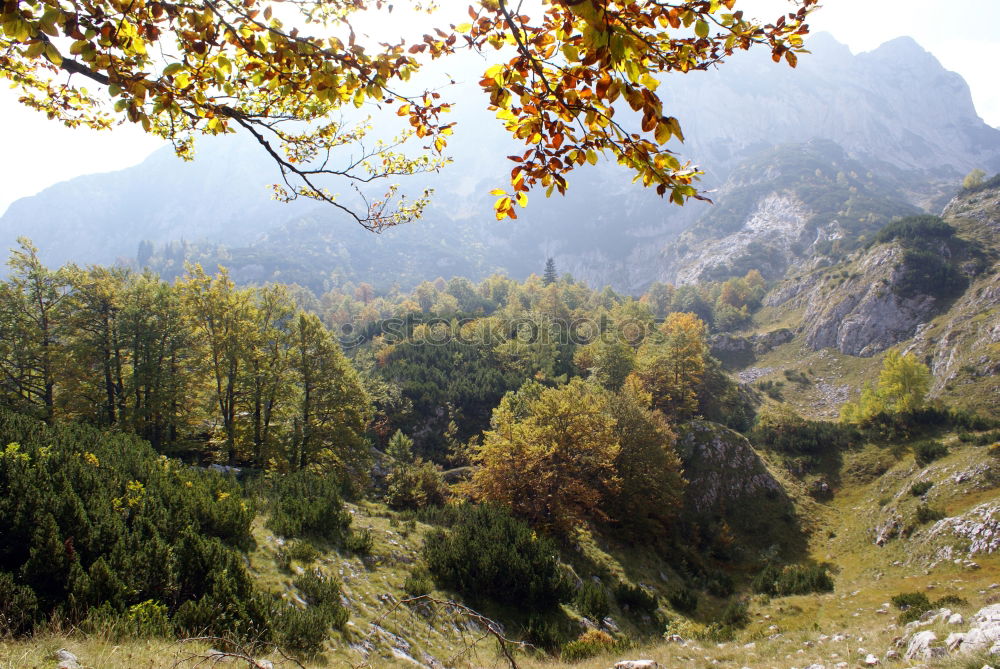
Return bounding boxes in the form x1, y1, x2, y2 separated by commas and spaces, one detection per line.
904, 631, 938, 660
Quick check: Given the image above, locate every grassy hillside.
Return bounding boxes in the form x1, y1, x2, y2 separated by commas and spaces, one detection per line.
3, 417, 998, 668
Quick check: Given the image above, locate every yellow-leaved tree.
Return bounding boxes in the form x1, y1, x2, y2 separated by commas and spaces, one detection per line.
630, 311, 708, 419
1, 0, 817, 224
840, 350, 932, 423
471, 378, 620, 533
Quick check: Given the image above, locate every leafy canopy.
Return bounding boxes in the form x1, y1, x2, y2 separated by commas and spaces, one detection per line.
1, 0, 816, 224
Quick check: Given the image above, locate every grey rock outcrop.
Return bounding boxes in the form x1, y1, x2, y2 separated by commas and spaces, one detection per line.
925, 502, 1000, 556
802, 244, 941, 356
675, 420, 784, 515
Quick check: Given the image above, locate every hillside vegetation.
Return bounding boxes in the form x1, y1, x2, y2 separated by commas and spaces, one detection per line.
1, 181, 999, 669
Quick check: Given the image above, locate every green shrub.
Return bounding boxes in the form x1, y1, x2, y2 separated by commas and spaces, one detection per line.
892, 592, 931, 610
265, 471, 352, 541
385, 460, 449, 511
270, 569, 350, 657
892, 592, 933, 624
720, 599, 749, 628
752, 563, 833, 596
914, 440, 948, 467
560, 629, 617, 663
125, 600, 172, 637
706, 573, 735, 598
783, 369, 811, 385
915, 504, 945, 525
776, 564, 834, 595
935, 594, 968, 608
752, 408, 857, 456
873, 215, 956, 246
897, 249, 967, 299
668, 588, 698, 614
292, 570, 347, 626
281, 541, 321, 568
422, 504, 571, 610
402, 568, 434, 597
524, 614, 571, 651
756, 380, 784, 400
615, 582, 658, 615
910, 481, 933, 496
968, 430, 1000, 446
0, 409, 268, 641
273, 605, 335, 658
344, 528, 374, 555
0, 572, 38, 636
575, 581, 611, 621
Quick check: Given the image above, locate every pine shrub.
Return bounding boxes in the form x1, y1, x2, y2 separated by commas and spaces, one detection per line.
575, 581, 611, 621
668, 588, 699, 614
752, 563, 833, 596
0, 409, 268, 641
560, 629, 617, 662
914, 440, 948, 467
265, 470, 352, 541
615, 582, 658, 614
422, 504, 571, 610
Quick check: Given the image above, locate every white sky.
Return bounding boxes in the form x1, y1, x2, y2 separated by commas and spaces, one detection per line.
2, 0, 998, 215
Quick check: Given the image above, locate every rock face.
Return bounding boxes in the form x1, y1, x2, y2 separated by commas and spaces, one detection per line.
801, 244, 942, 356
904, 630, 940, 661
675, 420, 784, 514
666, 193, 814, 285
926, 502, 1000, 556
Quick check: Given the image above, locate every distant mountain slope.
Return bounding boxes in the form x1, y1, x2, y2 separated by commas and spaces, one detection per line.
730, 178, 1000, 419
653, 140, 930, 286
0, 137, 315, 268
662, 35, 1000, 179
3, 34, 999, 289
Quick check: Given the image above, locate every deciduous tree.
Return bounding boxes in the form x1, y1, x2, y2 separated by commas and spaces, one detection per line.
630, 311, 707, 418
288, 311, 371, 483
840, 350, 932, 423
471, 378, 620, 533
0, 238, 70, 420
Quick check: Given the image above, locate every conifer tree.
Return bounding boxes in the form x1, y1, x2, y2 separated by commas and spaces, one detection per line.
543, 258, 558, 286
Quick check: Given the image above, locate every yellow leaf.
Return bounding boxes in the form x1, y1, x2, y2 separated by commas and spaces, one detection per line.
44, 44, 62, 66
25, 41, 44, 59
654, 122, 670, 145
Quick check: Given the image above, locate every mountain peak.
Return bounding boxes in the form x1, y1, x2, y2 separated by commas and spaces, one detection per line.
864, 35, 939, 66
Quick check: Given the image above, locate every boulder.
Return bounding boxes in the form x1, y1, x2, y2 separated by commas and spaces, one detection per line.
904, 631, 938, 660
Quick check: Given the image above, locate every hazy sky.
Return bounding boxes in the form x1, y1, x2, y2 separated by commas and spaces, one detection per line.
2, 0, 998, 215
